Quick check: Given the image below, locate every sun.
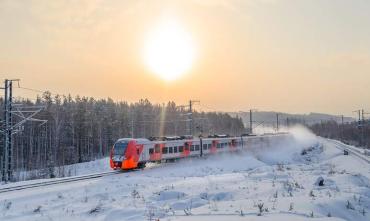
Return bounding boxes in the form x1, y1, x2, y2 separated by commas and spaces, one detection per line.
144, 20, 195, 81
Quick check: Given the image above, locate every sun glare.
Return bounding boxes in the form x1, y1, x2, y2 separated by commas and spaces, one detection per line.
144, 20, 195, 81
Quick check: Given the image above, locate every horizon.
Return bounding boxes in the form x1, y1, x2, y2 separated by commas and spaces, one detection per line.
4, 88, 357, 118
1, 0, 370, 117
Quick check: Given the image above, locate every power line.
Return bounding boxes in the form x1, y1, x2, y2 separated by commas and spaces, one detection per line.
17, 86, 64, 97
198, 104, 219, 112
1, 79, 46, 182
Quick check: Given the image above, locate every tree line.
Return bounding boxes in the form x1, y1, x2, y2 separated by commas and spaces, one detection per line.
0, 92, 245, 180
310, 120, 370, 148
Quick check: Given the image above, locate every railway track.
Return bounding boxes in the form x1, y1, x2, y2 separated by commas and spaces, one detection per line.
3, 138, 366, 194
0, 171, 122, 194
325, 138, 370, 164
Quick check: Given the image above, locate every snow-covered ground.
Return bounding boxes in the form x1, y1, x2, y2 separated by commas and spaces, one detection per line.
0, 157, 112, 188
1, 127, 369, 221
10, 156, 112, 183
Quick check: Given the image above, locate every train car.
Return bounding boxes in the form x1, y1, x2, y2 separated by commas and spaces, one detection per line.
110, 133, 292, 170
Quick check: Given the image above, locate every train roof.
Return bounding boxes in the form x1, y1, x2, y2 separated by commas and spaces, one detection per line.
115, 133, 291, 145
207, 134, 230, 138
148, 135, 194, 141
115, 138, 151, 144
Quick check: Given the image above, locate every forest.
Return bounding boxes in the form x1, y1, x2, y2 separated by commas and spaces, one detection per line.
310, 120, 370, 148
0, 92, 245, 181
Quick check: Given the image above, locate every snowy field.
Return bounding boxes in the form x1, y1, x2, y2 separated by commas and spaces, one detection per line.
9, 155, 112, 184
1, 128, 370, 221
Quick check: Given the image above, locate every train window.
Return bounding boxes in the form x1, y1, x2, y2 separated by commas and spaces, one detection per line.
208, 144, 212, 149
190, 145, 195, 151
149, 148, 154, 154
203, 144, 207, 150
169, 147, 173, 153
162, 147, 168, 154
195, 145, 200, 151
174, 146, 178, 153
179, 146, 184, 152
217, 143, 221, 148
155, 144, 160, 153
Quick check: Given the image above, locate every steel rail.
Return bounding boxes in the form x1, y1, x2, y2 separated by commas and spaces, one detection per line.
324, 138, 370, 164
0, 171, 122, 194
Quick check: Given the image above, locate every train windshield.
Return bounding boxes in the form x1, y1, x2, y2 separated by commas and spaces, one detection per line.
113, 142, 128, 155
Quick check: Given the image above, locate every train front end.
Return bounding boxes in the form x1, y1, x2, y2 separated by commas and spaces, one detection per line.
110, 139, 142, 170
110, 140, 128, 169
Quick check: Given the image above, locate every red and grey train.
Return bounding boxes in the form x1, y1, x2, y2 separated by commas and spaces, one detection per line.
110, 133, 291, 170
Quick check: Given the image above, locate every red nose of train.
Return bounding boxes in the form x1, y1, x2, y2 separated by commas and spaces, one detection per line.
110, 139, 142, 170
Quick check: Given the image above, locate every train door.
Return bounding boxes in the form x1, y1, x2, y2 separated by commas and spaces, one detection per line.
182, 142, 191, 157
149, 143, 163, 161
231, 139, 238, 151
140, 144, 150, 161
211, 140, 218, 154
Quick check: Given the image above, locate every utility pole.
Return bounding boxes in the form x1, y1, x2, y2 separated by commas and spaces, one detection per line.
286, 117, 289, 128
276, 113, 279, 132
1, 80, 8, 182
7, 80, 12, 181
189, 100, 192, 135
188, 100, 200, 135
362, 109, 365, 147
1, 79, 17, 182
1, 79, 46, 182
249, 109, 252, 134
340, 115, 344, 141
354, 110, 361, 124
249, 109, 257, 134
353, 109, 363, 146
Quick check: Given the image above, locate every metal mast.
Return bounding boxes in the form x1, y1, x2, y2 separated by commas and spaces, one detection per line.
1, 79, 46, 182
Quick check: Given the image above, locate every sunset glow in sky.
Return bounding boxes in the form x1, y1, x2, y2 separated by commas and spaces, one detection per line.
1, 0, 370, 115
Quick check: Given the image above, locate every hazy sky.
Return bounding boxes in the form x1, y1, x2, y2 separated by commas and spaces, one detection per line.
1, 0, 370, 116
